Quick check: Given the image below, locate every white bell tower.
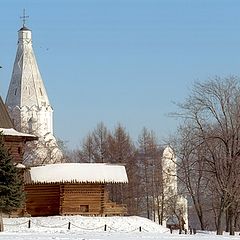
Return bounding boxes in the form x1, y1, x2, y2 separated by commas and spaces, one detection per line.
162, 146, 188, 230
162, 146, 178, 196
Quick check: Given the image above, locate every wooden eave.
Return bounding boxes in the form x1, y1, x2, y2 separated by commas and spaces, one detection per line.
25, 180, 126, 185
3, 134, 38, 142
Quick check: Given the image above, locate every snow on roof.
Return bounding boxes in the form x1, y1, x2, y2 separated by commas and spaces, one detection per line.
28, 163, 128, 184
0, 128, 37, 139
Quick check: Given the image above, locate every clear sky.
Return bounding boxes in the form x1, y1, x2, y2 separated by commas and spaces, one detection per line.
1, 0, 240, 149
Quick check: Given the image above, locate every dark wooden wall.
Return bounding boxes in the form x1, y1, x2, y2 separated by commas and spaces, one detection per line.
25, 184, 60, 216
3, 136, 25, 163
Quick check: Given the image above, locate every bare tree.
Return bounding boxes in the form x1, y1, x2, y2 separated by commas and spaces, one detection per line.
92, 122, 109, 163
11, 117, 64, 166
170, 124, 211, 230
172, 76, 240, 235
74, 123, 109, 163
137, 127, 163, 220
79, 134, 95, 163
23, 135, 64, 166
107, 124, 136, 211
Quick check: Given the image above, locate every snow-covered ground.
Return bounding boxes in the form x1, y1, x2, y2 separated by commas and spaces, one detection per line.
0, 216, 239, 240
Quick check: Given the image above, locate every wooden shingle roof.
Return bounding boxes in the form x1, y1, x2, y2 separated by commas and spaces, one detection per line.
0, 96, 13, 128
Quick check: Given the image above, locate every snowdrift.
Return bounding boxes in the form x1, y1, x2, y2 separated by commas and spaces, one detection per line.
3, 215, 168, 234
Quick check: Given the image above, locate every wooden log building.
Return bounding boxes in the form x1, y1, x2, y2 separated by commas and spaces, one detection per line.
0, 95, 37, 217
24, 163, 128, 216
1, 95, 128, 217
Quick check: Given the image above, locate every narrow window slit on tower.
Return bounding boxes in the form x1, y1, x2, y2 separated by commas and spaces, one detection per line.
39, 88, 43, 96
15, 89, 17, 95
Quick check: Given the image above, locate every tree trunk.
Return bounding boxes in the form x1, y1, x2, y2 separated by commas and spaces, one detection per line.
192, 196, 205, 230
199, 215, 205, 231
144, 165, 150, 219
234, 212, 239, 231
156, 195, 161, 225
160, 193, 164, 225
0, 210, 4, 232
216, 210, 224, 235
225, 209, 229, 232
225, 205, 235, 235
229, 211, 235, 235
146, 193, 150, 219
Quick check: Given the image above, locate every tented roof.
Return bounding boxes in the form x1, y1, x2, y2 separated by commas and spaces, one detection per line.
0, 96, 13, 128
26, 163, 128, 184
6, 25, 51, 109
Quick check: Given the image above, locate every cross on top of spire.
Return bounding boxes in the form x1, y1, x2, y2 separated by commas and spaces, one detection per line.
20, 9, 29, 27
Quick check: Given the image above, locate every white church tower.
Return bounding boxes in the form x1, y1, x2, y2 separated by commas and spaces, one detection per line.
6, 17, 63, 166
162, 146, 178, 196
161, 146, 188, 230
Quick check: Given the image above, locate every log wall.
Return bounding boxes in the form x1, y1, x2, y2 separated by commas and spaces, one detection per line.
25, 184, 60, 216
60, 184, 105, 215
3, 136, 25, 163
25, 183, 127, 216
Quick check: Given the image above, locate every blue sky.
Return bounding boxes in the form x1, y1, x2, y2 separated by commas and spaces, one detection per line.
1, 0, 240, 148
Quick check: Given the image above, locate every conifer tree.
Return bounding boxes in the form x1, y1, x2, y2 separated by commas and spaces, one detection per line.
0, 133, 24, 231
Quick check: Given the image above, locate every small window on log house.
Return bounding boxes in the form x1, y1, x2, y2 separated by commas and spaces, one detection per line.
80, 205, 89, 212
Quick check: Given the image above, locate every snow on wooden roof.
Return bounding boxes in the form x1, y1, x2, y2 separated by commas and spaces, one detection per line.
27, 163, 128, 184
0, 128, 37, 140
